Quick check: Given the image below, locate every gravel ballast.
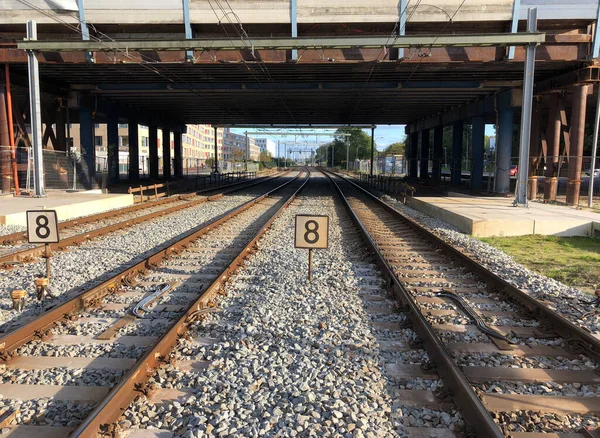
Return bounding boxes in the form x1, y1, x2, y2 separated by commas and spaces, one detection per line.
120, 174, 463, 437
0, 178, 292, 333
381, 193, 600, 333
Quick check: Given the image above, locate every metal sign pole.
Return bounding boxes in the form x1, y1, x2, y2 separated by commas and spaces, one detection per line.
308, 248, 313, 281
26, 20, 46, 197
45, 243, 51, 281
515, 7, 538, 206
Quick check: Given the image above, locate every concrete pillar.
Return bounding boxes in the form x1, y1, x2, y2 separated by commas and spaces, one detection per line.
128, 117, 139, 181
432, 125, 443, 182
148, 122, 158, 180
420, 129, 429, 179
173, 129, 182, 178
0, 84, 11, 193
162, 127, 171, 178
471, 115, 485, 190
496, 108, 513, 194
107, 113, 119, 184
544, 93, 561, 201
451, 121, 463, 186
55, 103, 67, 152
566, 85, 589, 205
409, 131, 418, 178
79, 107, 95, 189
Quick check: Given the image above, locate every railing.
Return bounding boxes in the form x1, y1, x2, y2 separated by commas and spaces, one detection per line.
354, 172, 416, 204
128, 171, 256, 203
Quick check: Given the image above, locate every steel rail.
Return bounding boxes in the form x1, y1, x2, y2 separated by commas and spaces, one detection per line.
0, 172, 270, 246
0, 172, 287, 267
327, 169, 600, 358
320, 168, 504, 438
70, 170, 310, 437
0, 171, 301, 362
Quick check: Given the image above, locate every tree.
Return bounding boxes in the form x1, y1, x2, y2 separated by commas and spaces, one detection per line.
316, 128, 376, 167
259, 151, 273, 162
232, 147, 245, 162
384, 141, 405, 155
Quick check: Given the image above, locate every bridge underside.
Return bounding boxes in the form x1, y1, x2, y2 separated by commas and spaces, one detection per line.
7, 58, 586, 125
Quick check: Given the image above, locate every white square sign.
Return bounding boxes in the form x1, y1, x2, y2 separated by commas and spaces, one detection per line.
26, 210, 60, 244
295, 215, 329, 249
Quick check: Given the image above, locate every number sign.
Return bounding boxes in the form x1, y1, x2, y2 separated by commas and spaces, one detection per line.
26, 210, 59, 243
295, 215, 329, 249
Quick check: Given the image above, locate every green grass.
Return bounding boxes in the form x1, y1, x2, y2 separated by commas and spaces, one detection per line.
479, 235, 600, 294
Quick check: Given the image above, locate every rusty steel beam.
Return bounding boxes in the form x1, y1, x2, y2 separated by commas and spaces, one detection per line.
69, 170, 310, 437
0, 171, 296, 362
536, 66, 600, 94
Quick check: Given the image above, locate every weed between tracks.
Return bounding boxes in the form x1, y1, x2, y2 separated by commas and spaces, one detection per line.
479, 235, 600, 294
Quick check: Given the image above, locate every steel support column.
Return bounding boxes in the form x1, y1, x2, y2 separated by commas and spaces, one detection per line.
213, 126, 219, 173
451, 121, 463, 186
471, 116, 485, 190
162, 127, 171, 178
128, 118, 139, 181
496, 107, 513, 193
76, 0, 94, 63
528, 99, 541, 200
149, 122, 158, 179
182, 0, 193, 62
0, 82, 11, 193
591, 0, 600, 60
420, 129, 429, 179
566, 84, 589, 205
370, 126, 375, 177
79, 107, 95, 189
515, 8, 538, 206
174, 129, 183, 178
290, 0, 298, 61
26, 21, 45, 197
107, 113, 119, 184
398, 0, 407, 59
589, 86, 600, 207
409, 131, 418, 178
55, 101, 67, 152
432, 125, 443, 182
544, 93, 561, 201
507, 0, 521, 60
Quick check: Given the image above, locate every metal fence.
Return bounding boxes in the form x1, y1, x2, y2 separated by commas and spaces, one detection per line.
346, 156, 406, 175
1, 145, 107, 193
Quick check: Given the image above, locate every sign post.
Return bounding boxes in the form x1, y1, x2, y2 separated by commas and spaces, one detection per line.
26, 210, 59, 300
295, 215, 329, 281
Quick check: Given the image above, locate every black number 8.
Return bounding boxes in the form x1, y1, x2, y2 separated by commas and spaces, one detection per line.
304, 220, 319, 244
35, 215, 51, 239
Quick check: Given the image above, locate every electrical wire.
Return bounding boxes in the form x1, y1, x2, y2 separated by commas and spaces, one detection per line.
207, 0, 298, 124
15, 0, 235, 118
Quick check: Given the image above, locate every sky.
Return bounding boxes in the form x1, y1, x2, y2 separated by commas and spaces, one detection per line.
231, 124, 497, 154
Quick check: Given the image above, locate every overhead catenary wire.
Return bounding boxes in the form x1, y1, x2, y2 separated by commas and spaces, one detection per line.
206, 0, 298, 125
14, 0, 236, 119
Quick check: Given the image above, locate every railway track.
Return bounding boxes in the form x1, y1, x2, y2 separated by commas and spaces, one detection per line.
323, 168, 600, 437
0, 171, 283, 268
0, 170, 309, 437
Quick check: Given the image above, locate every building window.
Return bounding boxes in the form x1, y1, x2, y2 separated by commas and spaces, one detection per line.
94, 123, 100, 129
94, 136, 103, 146
118, 124, 128, 129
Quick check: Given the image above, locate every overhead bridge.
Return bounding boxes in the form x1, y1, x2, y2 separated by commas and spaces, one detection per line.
0, 0, 598, 206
